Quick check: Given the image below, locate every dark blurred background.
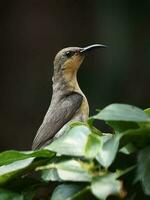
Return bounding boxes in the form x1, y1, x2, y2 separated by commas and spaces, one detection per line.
0, 0, 150, 150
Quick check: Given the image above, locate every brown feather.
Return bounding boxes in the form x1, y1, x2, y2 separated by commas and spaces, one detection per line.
32, 92, 83, 150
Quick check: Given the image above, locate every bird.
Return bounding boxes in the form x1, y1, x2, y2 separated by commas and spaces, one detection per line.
32, 44, 106, 150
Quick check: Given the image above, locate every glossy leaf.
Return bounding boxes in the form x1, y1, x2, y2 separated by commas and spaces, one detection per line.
0, 149, 54, 166
40, 158, 92, 182
0, 158, 34, 185
120, 127, 150, 148
119, 143, 137, 155
136, 147, 150, 195
91, 173, 125, 200
0, 157, 48, 185
144, 108, 150, 116
84, 133, 101, 158
51, 184, 89, 200
93, 104, 150, 122
96, 134, 121, 168
42, 168, 61, 181
45, 124, 91, 156
107, 121, 138, 132
45, 124, 101, 158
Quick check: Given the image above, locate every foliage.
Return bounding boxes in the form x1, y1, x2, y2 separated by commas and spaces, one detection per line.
0, 103, 150, 200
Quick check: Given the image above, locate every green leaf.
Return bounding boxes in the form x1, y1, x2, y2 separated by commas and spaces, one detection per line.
55, 159, 92, 182
136, 147, 150, 195
0, 188, 23, 200
84, 133, 101, 158
87, 117, 95, 127
93, 104, 150, 122
140, 108, 150, 128
45, 124, 90, 156
107, 121, 139, 132
0, 158, 34, 185
96, 134, 121, 168
51, 184, 90, 200
144, 108, 150, 116
120, 127, 150, 148
0, 149, 54, 166
0, 149, 54, 185
91, 173, 125, 200
0, 157, 48, 185
142, 163, 150, 196
0, 103, 149, 199
40, 158, 92, 182
45, 124, 96, 157
119, 143, 137, 155
42, 168, 61, 181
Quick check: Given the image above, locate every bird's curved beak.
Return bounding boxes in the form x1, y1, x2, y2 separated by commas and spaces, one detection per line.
80, 44, 107, 53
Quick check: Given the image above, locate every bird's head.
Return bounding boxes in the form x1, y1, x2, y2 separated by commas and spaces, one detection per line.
53, 44, 106, 76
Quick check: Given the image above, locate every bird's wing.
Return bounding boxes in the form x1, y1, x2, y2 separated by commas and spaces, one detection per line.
32, 92, 83, 150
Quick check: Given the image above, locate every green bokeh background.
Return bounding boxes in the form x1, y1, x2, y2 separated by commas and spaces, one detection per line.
0, 0, 150, 150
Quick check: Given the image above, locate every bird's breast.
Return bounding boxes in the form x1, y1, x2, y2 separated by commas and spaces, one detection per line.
72, 96, 89, 121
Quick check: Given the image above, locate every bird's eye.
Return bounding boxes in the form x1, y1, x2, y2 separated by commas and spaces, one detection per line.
65, 51, 74, 58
